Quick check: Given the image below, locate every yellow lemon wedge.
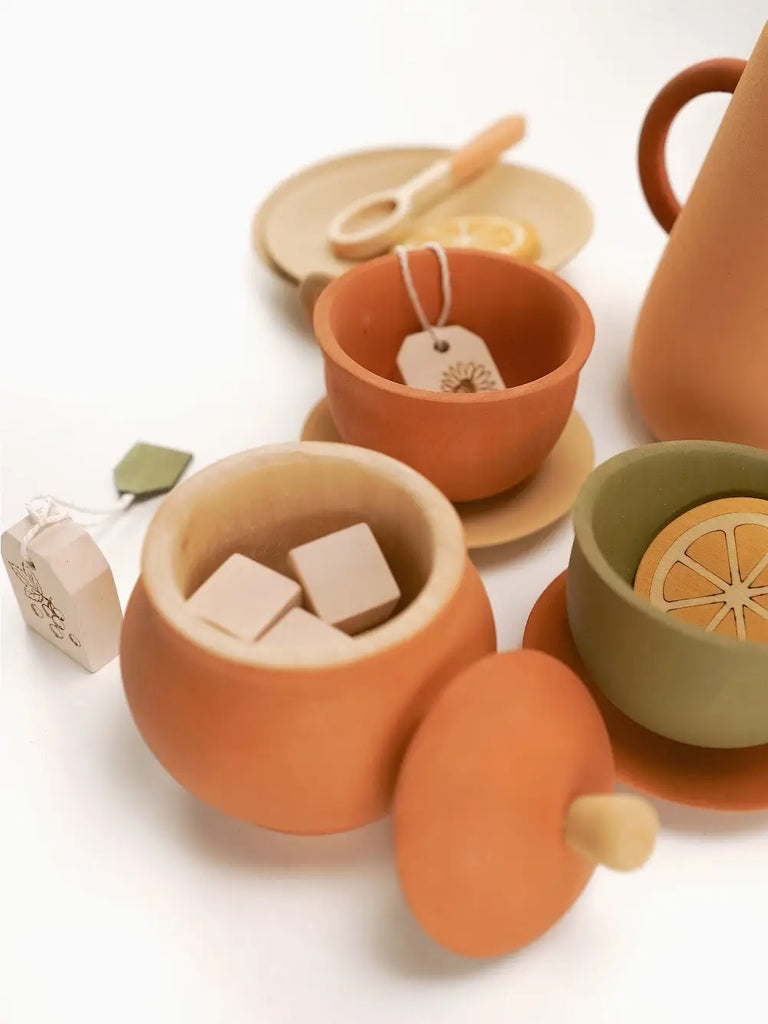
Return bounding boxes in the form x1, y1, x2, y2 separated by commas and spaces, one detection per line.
402, 215, 541, 262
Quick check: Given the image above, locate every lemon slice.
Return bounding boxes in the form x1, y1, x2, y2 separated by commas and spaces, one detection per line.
403, 215, 541, 262
634, 497, 768, 643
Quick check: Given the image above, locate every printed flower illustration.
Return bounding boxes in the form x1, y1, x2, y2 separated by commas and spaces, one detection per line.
440, 361, 499, 394
8, 559, 81, 646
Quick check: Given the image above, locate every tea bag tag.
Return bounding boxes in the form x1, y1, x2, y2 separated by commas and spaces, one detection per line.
2, 507, 123, 672
2, 442, 193, 671
397, 324, 504, 393
114, 442, 193, 499
394, 243, 505, 394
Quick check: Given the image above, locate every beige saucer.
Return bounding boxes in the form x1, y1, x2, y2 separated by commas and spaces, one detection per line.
254, 148, 593, 283
300, 398, 594, 549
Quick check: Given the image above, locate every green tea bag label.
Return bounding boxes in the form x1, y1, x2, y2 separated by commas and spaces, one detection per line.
114, 443, 193, 499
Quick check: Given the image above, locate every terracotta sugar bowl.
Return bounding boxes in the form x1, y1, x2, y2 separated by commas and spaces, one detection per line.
120, 441, 495, 835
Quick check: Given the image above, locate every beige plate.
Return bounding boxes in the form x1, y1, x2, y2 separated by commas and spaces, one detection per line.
300, 398, 594, 549
254, 148, 594, 283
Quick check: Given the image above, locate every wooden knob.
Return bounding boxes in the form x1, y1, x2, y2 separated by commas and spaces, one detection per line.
564, 793, 659, 871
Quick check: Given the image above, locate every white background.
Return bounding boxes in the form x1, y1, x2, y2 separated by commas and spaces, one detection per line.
2, 2, 767, 1021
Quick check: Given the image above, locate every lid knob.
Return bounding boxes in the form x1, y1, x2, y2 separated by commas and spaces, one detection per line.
565, 793, 659, 871
394, 650, 659, 958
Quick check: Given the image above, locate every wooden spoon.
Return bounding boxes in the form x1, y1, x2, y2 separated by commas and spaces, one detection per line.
327, 115, 526, 261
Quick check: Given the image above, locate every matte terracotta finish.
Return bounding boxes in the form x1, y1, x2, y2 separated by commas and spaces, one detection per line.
394, 650, 614, 958
314, 248, 594, 502
120, 443, 496, 835
631, 25, 768, 446
300, 397, 595, 549
524, 572, 768, 812
637, 58, 745, 233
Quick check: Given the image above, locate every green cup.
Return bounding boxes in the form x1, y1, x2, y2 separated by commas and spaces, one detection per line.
567, 440, 768, 749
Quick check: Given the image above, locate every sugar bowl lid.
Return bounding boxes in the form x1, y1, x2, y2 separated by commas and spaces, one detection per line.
393, 649, 659, 958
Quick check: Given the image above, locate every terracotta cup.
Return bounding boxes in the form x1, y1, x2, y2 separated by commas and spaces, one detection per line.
313, 248, 594, 502
567, 440, 768, 749
120, 442, 496, 835
631, 22, 768, 445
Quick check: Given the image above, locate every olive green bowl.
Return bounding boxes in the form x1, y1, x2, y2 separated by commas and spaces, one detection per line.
567, 440, 768, 749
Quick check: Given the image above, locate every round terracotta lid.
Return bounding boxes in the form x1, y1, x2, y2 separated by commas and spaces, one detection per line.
393, 649, 658, 958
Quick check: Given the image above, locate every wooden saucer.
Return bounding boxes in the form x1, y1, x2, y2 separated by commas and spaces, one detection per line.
523, 572, 768, 811
254, 148, 593, 283
300, 399, 594, 550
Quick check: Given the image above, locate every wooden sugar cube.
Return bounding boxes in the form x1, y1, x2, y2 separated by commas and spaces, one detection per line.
287, 523, 400, 635
2, 517, 123, 672
259, 607, 354, 652
187, 553, 301, 641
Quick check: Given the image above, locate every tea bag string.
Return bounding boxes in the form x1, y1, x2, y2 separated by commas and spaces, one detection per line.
394, 243, 452, 349
20, 492, 134, 563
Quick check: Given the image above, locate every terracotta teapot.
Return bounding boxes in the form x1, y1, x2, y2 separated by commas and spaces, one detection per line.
630, 23, 768, 446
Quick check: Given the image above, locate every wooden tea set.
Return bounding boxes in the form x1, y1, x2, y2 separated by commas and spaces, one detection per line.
8, 20, 768, 963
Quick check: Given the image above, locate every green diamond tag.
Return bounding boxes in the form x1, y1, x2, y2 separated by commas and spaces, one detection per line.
113, 443, 193, 499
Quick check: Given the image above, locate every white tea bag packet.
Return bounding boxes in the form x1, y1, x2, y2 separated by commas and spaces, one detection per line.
2, 516, 122, 672
397, 324, 505, 393
393, 242, 505, 394
1, 441, 193, 672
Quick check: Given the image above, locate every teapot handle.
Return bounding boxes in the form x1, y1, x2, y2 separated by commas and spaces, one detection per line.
638, 58, 746, 233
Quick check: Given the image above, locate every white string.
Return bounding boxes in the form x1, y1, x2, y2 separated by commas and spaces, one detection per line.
20, 492, 134, 563
41, 493, 135, 518
394, 242, 452, 346
19, 498, 69, 561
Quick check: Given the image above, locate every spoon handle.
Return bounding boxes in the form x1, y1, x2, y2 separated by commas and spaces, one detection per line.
450, 115, 526, 186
